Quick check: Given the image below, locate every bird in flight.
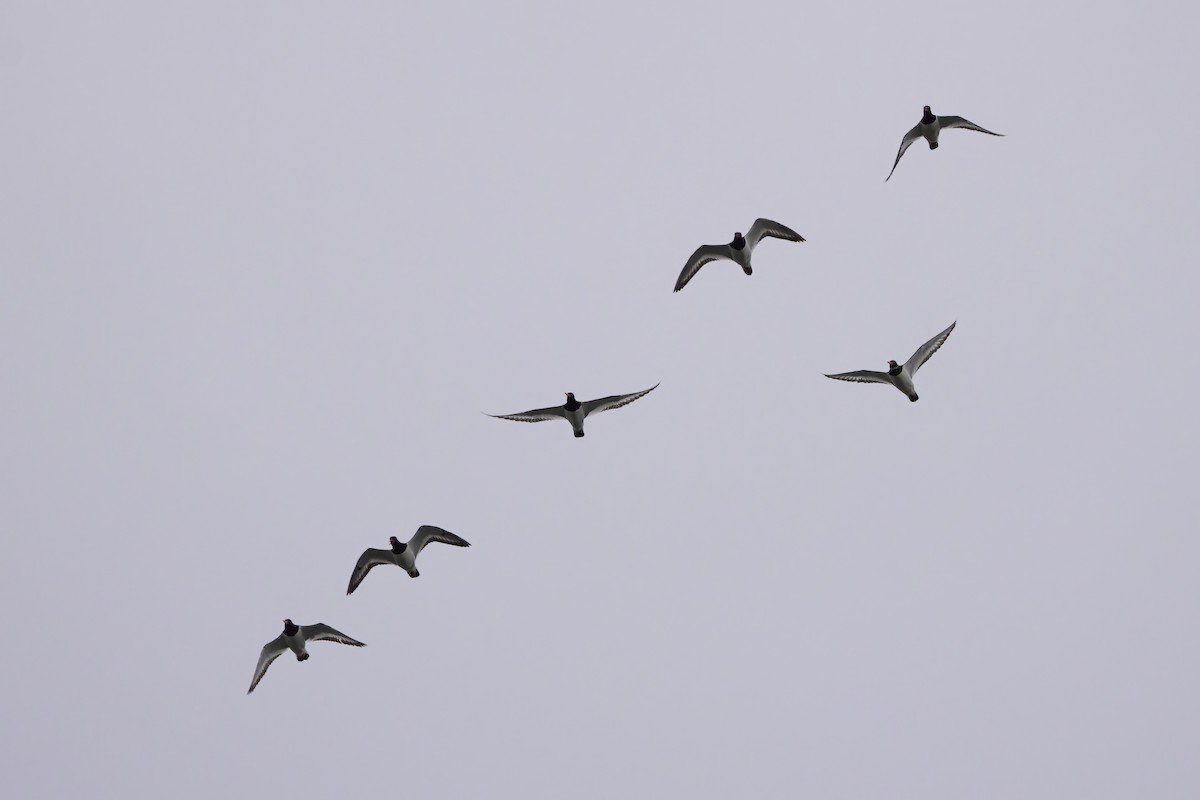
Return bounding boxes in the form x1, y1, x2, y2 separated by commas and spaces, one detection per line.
247, 619, 366, 694
824, 321, 957, 402
674, 218, 805, 292
347, 526, 471, 594
487, 384, 659, 438
886, 106, 1003, 181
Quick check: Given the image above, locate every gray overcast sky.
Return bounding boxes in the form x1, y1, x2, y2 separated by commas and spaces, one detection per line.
2, 1, 1198, 798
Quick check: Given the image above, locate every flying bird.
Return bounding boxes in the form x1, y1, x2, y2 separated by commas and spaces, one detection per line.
824, 321, 957, 402
487, 384, 659, 438
674, 218, 805, 292
347, 526, 472, 594
247, 619, 365, 694
886, 106, 1003, 181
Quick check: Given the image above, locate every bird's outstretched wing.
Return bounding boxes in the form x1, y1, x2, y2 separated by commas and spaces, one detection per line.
410, 525, 471, 556
346, 548, 393, 595
746, 218, 805, 251
486, 405, 568, 424
581, 383, 660, 417
937, 116, 1003, 137
903, 321, 957, 376
885, 124, 923, 181
301, 624, 366, 648
674, 245, 730, 292
248, 635, 287, 694
824, 370, 893, 385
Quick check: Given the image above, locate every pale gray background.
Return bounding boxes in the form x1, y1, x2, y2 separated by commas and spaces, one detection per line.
2, 1, 1197, 798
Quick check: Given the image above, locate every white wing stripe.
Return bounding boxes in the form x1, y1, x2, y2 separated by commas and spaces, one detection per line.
486, 406, 568, 423
824, 370, 893, 385
904, 321, 957, 375
581, 383, 660, 416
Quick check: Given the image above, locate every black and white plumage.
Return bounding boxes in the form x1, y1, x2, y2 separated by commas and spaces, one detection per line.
674, 218, 805, 292
824, 321, 957, 402
346, 526, 472, 594
247, 619, 366, 694
886, 106, 1003, 181
487, 384, 659, 438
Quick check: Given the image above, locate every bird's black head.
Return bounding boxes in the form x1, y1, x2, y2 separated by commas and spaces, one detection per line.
563, 392, 581, 411
282, 619, 299, 636
390, 536, 407, 554
730, 232, 746, 250
921, 105, 935, 124
887, 360, 902, 376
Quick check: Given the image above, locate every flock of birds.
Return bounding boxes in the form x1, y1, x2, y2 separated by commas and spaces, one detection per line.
247, 104, 1004, 694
